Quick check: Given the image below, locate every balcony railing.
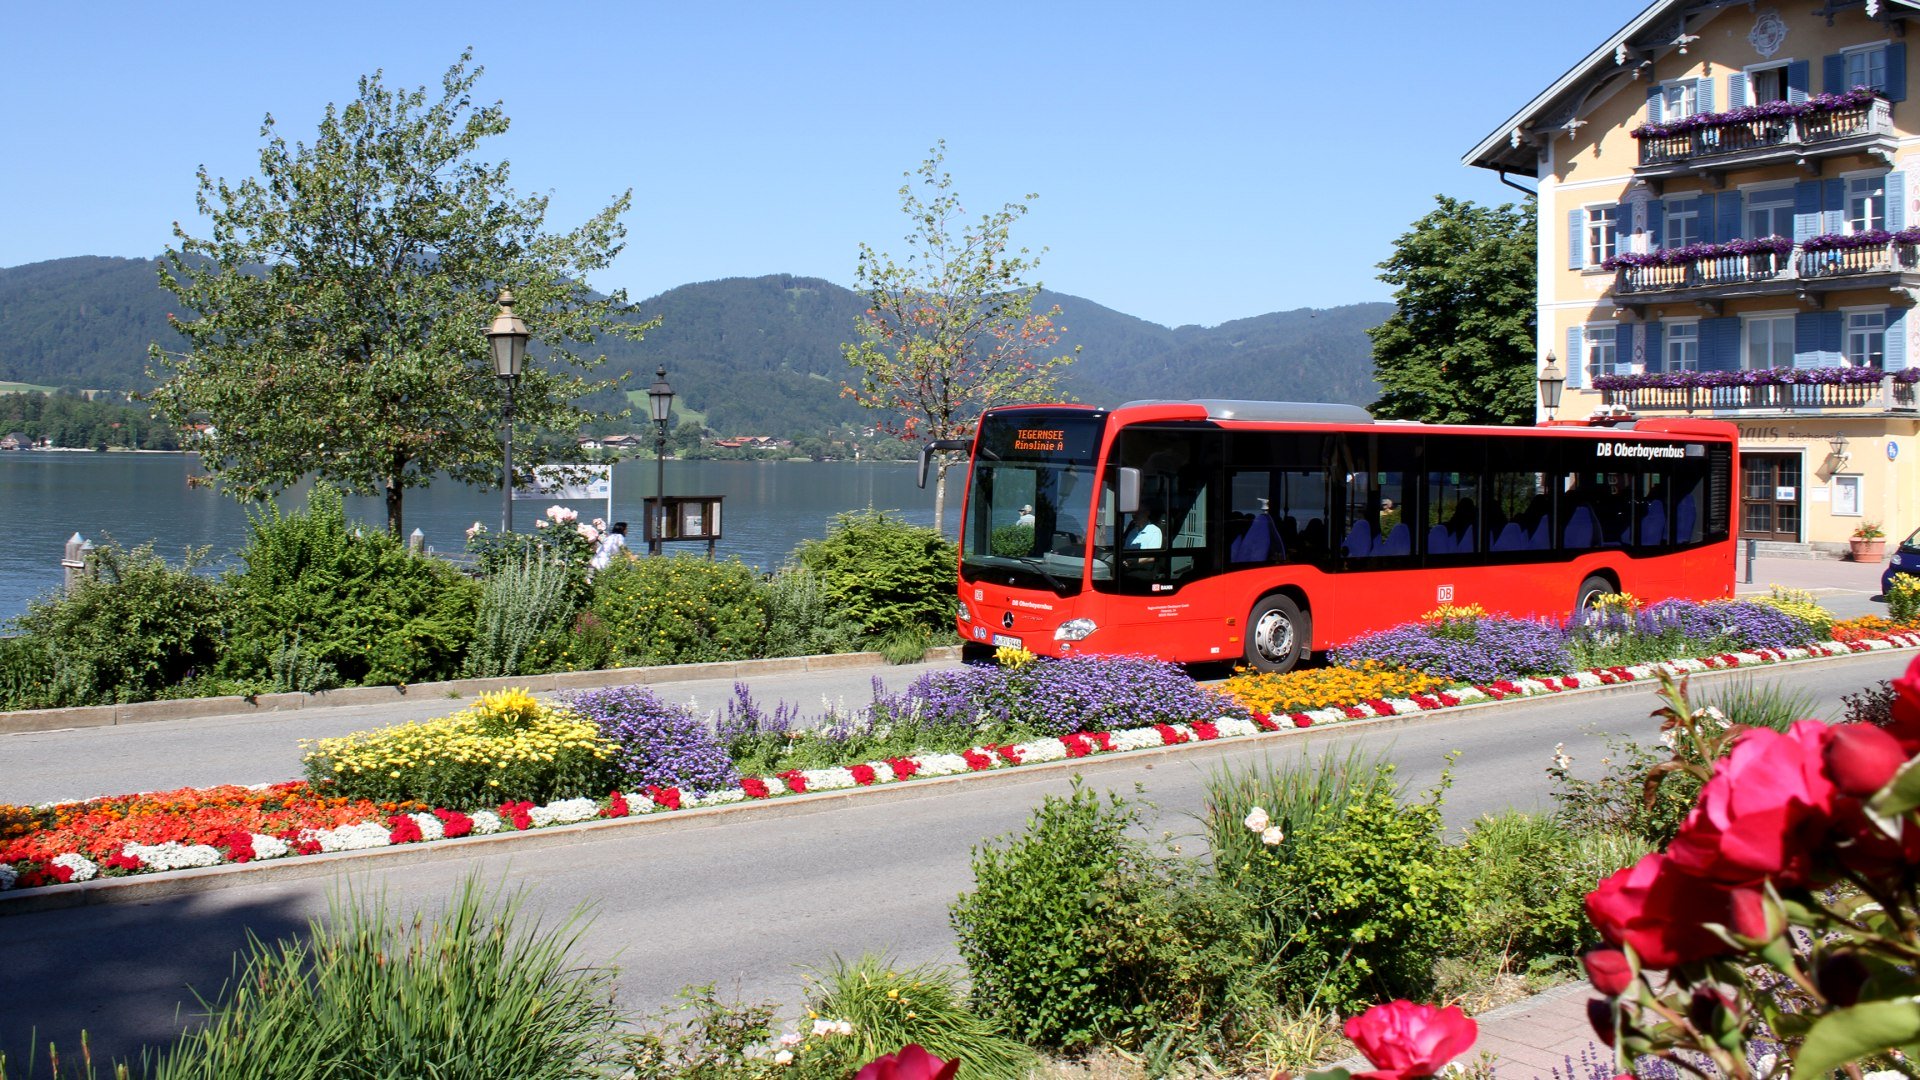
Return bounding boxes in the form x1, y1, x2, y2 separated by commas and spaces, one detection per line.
1614, 241, 1916, 297
1637, 98, 1891, 167
1597, 375, 1917, 413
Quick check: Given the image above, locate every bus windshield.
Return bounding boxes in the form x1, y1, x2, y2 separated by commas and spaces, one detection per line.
960, 410, 1107, 595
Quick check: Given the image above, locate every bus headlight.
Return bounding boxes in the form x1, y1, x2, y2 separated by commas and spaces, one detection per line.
957, 601, 972, 622
1055, 618, 1097, 642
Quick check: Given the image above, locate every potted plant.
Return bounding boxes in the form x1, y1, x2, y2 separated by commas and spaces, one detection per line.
1850, 520, 1887, 562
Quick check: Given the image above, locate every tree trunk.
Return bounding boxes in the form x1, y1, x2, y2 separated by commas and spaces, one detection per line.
933, 460, 950, 535
385, 475, 404, 537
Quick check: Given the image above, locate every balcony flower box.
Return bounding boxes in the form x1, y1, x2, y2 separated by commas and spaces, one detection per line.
1601, 236, 1791, 271
1591, 367, 1889, 392
1630, 87, 1880, 140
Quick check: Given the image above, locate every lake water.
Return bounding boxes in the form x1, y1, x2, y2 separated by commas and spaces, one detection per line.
0, 453, 961, 622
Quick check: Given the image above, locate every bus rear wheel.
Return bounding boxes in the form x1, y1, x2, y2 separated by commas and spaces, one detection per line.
1575, 574, 1615, 614
1247, 594, 1310, 674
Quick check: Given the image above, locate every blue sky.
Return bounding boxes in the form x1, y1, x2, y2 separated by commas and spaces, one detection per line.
4, 1, 1648, 329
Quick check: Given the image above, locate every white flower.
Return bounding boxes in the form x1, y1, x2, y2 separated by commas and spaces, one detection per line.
122, 840, 226, 869
1260, 825, 1285, 846
778, 1032, 803, 1048
303, 823, 393, 853
249, 833, 291, 860
1243, 807, 1271, 833
545, 504, 578, 523
591, 518, 606, 531
408, 813, 446, 842
774, 1050, 794, 1066
469, 810, 503, 834
835, 1021, 854, 1036
529, 798, 600, 827
51, 853, 98, 882
577, 523, 600, 543
535, 519, 550, 529
465, 521, 486, 538
1552, 743, 1573, 770
811, 1019, 835, 1037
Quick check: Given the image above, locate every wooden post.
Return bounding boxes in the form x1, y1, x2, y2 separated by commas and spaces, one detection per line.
62, 533, 92, 593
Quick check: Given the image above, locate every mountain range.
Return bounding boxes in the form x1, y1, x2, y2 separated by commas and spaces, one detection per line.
0, 256, 1389, 437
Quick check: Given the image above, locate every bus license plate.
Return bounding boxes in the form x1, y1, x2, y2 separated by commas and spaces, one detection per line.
992, 634, 1021, 648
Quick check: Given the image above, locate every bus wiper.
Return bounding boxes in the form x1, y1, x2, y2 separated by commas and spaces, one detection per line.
1013, 556, 1068, 591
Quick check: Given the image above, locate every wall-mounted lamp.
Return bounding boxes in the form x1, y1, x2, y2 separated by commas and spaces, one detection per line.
1539, 352, 1566, 421
1829, 432, 1852, 463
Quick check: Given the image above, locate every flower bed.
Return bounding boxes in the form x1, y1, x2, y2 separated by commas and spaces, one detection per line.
6, 631, 1918, 894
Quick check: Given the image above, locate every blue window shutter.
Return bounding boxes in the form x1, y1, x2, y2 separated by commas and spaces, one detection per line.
1647, 85, 1664, 123
1696, 78, 1715, 114
1795, 311, 1843, 367
1824, 311, 1843, 359
1795, 180, 1822, 242
1717, 192, 1742, 241
1566, 326, 1586, 388
1728, 72, 1748, 108
1647, 200, 1665, 247
1887, 43, 1907, 101
1891, 171, 1907, 230
1568, 209, 1585, 270
1824, 179, 1845, 234
1789, 60, 1811, 103
1644, 322, 1664, 372
1825, 53, 1845, 94
1705, 317, 1741, 371
1887, 308, 1908, 372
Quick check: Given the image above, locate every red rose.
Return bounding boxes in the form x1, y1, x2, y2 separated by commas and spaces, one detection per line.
854, 1044, 959, 1080
1585, 852, 1738, 968
1667, 722, 1838, 887
1582, 949, 1634, 997
1342, 1000, 1478, 1080
1825, 723, 1910, 796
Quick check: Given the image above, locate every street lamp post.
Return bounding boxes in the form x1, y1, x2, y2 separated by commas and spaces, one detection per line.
487, 290, 530, 533
1538, 351, 1566, 422
647, 365, 675, 555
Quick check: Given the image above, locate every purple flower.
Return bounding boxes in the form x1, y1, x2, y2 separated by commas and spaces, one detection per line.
567, 686, 739, 795
1593, 367, 1886, 392
1331, 617, 1571, 683
1800, 230, 1893, 253
1631, 86, 1880, 139
1569, 599, 1815, 653
1601, 236, 1790, 270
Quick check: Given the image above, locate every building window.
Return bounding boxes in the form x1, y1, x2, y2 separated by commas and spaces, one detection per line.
1586, 206, 1618, 265
1585, 324, 1618, 380
1749, 66, 1789, 103
1847, 175, 1888, 233
1847, 310, 1887, 368
1665, 202, 1699, 248
1846, 46, 1890, 94
1745, 315, 1796, 369
1665, 321, 1699, 371
1746, 187, 1795, 239
1662, 81, 1698, 118
1833, 474, 1862, 517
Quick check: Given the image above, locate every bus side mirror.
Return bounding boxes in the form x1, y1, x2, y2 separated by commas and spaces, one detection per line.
1117, 467, 1141, 514
917, 439, 974, 488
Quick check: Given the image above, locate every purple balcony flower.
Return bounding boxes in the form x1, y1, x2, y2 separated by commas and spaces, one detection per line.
1631, 86, 1880, 139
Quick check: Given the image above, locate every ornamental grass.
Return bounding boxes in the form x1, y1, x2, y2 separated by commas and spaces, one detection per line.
1219, 660, 1443, 716
300, 688, 617, 807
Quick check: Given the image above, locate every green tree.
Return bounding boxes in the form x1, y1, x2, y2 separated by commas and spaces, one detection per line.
147, 51, 655, 536
1367, 195, 1537, 424
842, 141, 1078, 531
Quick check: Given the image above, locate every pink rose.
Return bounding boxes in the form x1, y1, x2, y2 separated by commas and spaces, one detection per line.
1824, 723, 1910, 797
1667, 722, 1838, 887
1585, 852, 1738, 968
1342, 1001, 1478, 1080
1890, 654, 1920, 754
854, 1045, 959, 1080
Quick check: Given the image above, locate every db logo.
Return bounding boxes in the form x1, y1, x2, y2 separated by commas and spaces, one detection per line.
1436, 585, 1454, 603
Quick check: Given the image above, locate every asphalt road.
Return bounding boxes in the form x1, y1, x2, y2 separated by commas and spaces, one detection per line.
0, 648, 1907, 1066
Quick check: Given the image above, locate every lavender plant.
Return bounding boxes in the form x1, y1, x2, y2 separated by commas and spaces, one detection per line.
1331, 617, 1571, 683
566, 686, 738, 795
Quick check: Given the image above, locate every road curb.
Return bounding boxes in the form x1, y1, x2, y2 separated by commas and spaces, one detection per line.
3, 643, 1907, 916
0, 646, 966, 735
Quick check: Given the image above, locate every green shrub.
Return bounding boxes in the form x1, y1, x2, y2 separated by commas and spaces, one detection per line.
466, 516, 595, 609
989, 524, 1034, 558
798, 954, 1035, 1080
1549, 731, 1701, 849
758, 565, 862, 659
10, 541, 227, 707
0, 634, 55, 712
950, 780, 1267, 1052
1456, 812, 1633, 966
221, 487, 480, 688
793, 509, 957, 636
154, 875, 620, 1080
621, 985, 784, 1080
588, 555, 769, 666
465, 553, 578, 678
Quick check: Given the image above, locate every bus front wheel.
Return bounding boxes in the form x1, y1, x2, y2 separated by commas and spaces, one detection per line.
1247, 594, 1310, 674
1575, 575, 1615, 614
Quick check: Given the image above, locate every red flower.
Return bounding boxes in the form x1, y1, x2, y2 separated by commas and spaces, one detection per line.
990, 744, 1023, 765
499, 801, 534, 831
1667, 722, 1839, 886
49, 863, 75, 884
604, 791, 631, 818
1090, 732, 1115, 752
646, 786, 682, 811
854, 1044, 959, 1080
777, 770, 809, 793
1825, 723, 1910, 797
886, 758, 920, 780
851, 764, 878, 786
1192, 721, 1219, 741
1583, 949, 1634, 997
1251, 712, 1280, 731
103, 851, 142, 872
741, 777, 771, 799
1367, 699, 1394, 717
1585, 852, 1739, 968
1061, 734, 1091, 758
434, 809, 474, 839
1153, 723, 1188, 745
1887, 653, 1920, 754
1343, 1000, 1478, 1080
220, 831, 257, 863
387, 814, 423, 844
962, 750, 993, 771
1293, 714, 1313, 728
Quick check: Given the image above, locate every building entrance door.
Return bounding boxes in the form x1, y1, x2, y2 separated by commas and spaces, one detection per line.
1740, 452, 1801, 542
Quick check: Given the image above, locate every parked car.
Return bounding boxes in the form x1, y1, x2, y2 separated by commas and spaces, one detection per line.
1882, 526, 1920, 597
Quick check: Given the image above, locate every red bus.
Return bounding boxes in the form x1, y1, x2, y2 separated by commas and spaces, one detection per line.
921, 399, 1738, 672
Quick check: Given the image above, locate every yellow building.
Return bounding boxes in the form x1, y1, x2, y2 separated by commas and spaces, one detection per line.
1467, 0, 1920, 556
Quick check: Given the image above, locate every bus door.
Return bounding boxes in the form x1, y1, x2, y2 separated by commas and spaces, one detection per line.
1098, 430, 1231, 658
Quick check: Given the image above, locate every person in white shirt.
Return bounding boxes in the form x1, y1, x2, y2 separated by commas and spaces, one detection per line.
591, 521, 630, 570
1016, 504, 1035, 527
1123, 508, 1163, 549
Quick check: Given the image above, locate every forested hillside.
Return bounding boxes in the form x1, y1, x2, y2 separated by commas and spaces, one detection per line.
1, 258, 1388, 437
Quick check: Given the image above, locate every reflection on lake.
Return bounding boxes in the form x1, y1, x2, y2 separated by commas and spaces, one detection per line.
0, 453, 959, 621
